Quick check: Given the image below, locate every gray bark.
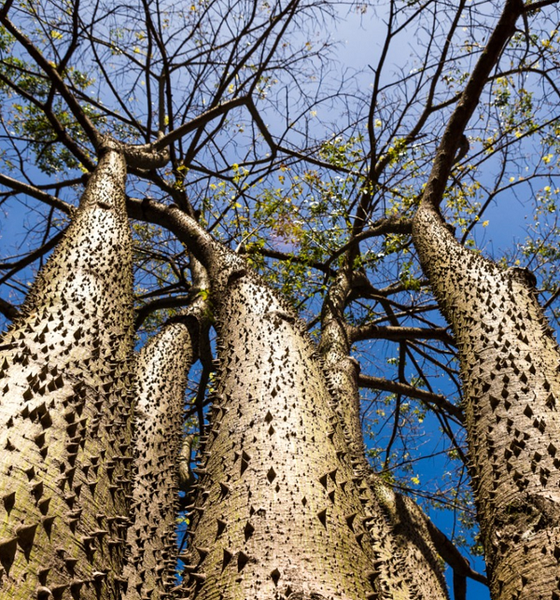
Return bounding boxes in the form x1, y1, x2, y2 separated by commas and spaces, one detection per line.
146, 208, 378, 598
180, 266, 380, 599
413, 201, 560, 600
0, 150, 134, 600
123, 257, 209, 600
122, 315, 200, 600
126, 200, 475, 600
319, 269, 449, 600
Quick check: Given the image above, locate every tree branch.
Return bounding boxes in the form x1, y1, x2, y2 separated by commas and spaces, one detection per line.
0, 13, 101, 148
238, 245, 335, 276
349, 323, 455, 346
358, 373, 463, 421
324, 216, 412, 273
0, 296, 18, 321
421, 0, 525, 210
0, 173, 74, 214
135, 295, 193, 330
0, 228, 67, 287
0, 0, 14, 22
523, 0, 559, 12
153, 97, 248, 153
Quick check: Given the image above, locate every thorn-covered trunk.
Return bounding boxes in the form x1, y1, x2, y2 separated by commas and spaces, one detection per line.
413, 201, 560, 600
123, 314, 201, 600
319, 270, 449, 600
180, 259, 381, 599
0, 150, 134, 600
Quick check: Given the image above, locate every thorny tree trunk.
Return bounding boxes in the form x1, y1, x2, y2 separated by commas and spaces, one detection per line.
158, 209, 377, 598
0, 150, 134, 600
127, 201, 481, 600
123, 308, 204, 600
319, 269, 449, 600
413, 201, 560, 600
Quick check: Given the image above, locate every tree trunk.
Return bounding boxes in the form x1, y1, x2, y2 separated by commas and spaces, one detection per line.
319, 269, 449, 600
123, 294, 209, 600
0, 150, 134, 600
179, 251, 381, 599
413, 201, 560, 600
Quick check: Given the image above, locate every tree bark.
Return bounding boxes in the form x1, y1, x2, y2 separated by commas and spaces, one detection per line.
413, 200, 560, 600
0, 150, 134, 600
172, 238, 380, 598
122, 312, 202, 600
319, 269, 449, 600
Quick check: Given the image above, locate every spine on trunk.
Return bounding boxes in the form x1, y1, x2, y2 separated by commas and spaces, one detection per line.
123, 314, 201, 600
319, 270, 449, 600
181, 268, 380, 600
0, 150, 134, 600
413, 201, 560, 600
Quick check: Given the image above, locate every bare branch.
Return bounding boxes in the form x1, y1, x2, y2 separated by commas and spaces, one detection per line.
0, 173, 74, 214
349, 323, 455, 346
153, 97, 248, 154
523, 0, 559, 12
421, 0, 525, 209
0, 228, 67, 287
0, 13, 102, 148
135, 295, 193, 330
358, 373, 463, 421
0, 296, 18, 321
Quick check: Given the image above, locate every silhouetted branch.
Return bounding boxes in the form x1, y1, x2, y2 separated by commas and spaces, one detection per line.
358, 373, 463, 421
349, 323, 455, 346
135, 295, 193, 330
0, 297, 18, 321
0, 228, 67, 286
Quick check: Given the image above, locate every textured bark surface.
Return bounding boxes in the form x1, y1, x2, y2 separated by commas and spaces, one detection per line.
319, 270, 448, 600
0, 151, 134, 600
123, 316, 200, 600
413, 202, 560, 600
180, 263, 380, 600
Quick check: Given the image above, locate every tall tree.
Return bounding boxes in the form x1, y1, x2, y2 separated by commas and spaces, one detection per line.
411, 1, 560, 598
1, 1, 560, 600
0, 149, 134, 599
123, 258, 210, 600
179, 228, 381, 599
123, 312, 201, 600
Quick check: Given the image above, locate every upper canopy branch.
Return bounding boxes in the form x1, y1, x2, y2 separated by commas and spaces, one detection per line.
0, 12, 101, 150
0, 296, 18, 321
420, 0, 526, 210
523, 0, 559, 11
323, 216, 413, 274
0, 11, 270, 172
0, 173, 74, 214
349, 323, 455, 346
0, 11, 171, 170
0, 0, 14, 20
153, 96, 249, 155
359, 373, 463, 422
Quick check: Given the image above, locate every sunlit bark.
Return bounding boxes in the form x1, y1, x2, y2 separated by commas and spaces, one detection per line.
413, 201, 560, 600
320, 268, 449, 600
123, 316, 199, 600
180, 265, 378, 598
0, 151, 134, 599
